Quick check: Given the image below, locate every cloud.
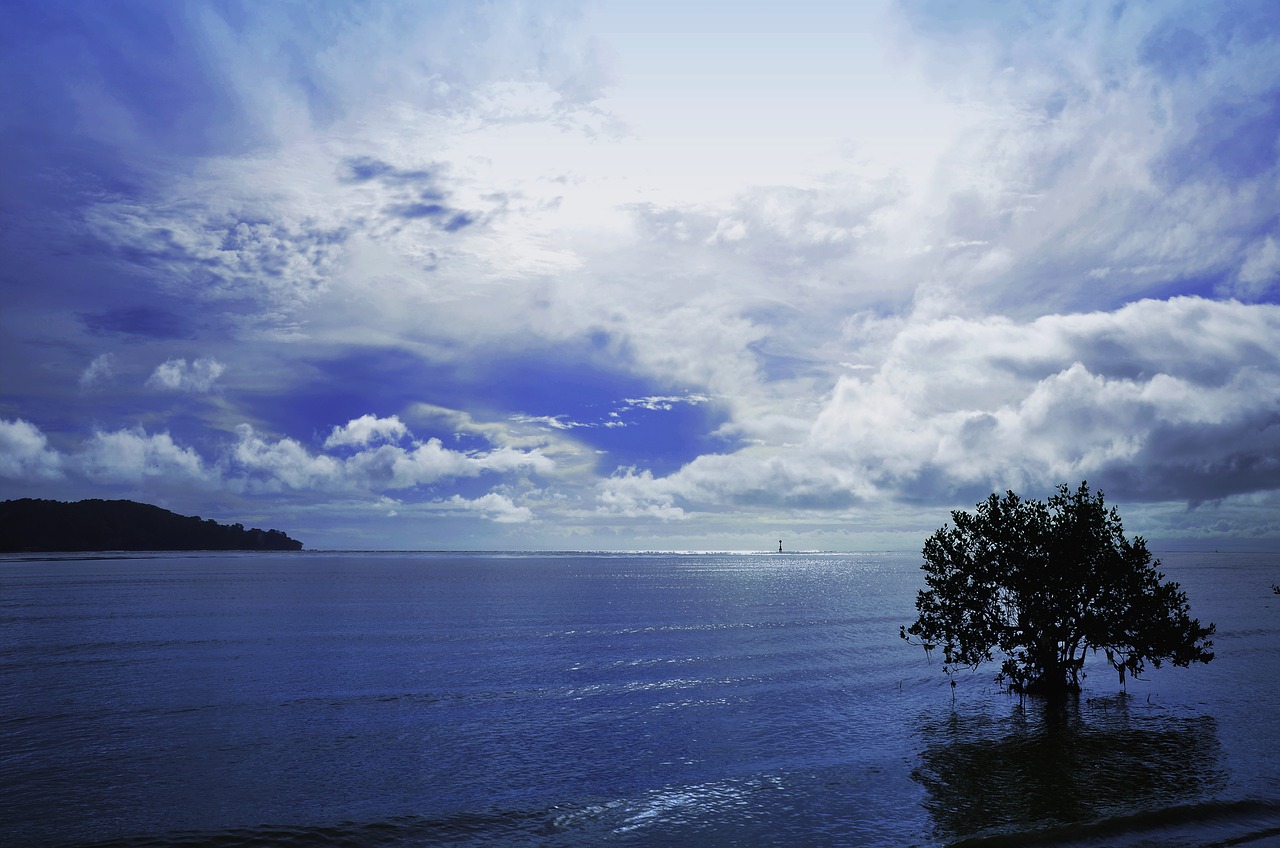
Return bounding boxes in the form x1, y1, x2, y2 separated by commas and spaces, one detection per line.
619, 394, 710, 413
324, 414, 410, 449
5, 1, 1280, 548
146, 357, 226, 393
94, 211, 346, 314
596, 449, 863, 517
231, 426, 345, 491
822, 297, 1280, 498
0, 418, 64, 480
79, 353, 116, 389
597, 297, 1280, 514
814, 298, 1264, 499
1235, 235, 1280, 299
408, 402, 577, 452
0, 413, 555, 513
440, 492, 534, 523
13, 0, 613, 343
510, 413, 594, 431
232, 423, 554, 494
510, 395, 712, 432
77, 428, 213, 486
597, 468, 686, 520
888, 0, 1280, 311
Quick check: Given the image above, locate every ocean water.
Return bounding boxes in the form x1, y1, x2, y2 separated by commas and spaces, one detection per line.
2, 550, 1278, 847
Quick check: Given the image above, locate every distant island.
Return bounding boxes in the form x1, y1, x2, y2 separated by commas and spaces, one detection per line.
0, 498, 303, 552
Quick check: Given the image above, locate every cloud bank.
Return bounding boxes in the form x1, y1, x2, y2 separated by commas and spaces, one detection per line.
2, 0, 1279, 549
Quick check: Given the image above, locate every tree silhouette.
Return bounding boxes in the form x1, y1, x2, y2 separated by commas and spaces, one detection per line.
901, 482, 1214, 697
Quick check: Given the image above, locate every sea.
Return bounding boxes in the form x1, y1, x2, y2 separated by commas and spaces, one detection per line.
2, 550, 1278, 847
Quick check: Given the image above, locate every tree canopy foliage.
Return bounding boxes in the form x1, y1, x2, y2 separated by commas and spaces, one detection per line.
901, 482, 1214, 697
0, 498, 303, 552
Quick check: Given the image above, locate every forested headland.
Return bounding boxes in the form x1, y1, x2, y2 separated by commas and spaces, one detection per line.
0, 498, 303, 552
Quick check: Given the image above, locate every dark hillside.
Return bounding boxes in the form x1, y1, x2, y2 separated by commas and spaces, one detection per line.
0, 498, 303, 552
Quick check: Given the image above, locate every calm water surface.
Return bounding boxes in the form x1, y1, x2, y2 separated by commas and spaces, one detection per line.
2, 551, 1278, 846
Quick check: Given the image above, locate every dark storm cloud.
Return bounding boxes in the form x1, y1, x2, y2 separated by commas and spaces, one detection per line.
1105, 412, 1280, 506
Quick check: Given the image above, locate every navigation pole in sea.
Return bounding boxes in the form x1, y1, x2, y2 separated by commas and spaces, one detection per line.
778, 540, 783, 553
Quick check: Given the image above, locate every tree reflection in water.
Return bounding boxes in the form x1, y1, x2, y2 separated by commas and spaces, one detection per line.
912, 694, 1224, 844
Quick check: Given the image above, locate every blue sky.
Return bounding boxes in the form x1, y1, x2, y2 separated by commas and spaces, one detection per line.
2, 0, 1279, 550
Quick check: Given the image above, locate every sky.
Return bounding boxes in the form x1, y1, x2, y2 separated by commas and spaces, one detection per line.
2, 0, 1279, 551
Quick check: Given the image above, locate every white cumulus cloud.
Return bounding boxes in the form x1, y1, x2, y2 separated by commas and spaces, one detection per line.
441, 492, 534, 523
77, 428, 214, 485
597, 297, 1280, 515
233, 424, 554, 494
324, 414, 410, 448
0, 418, 64, 480
146, 358, 226, 393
